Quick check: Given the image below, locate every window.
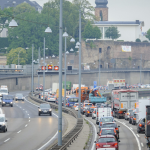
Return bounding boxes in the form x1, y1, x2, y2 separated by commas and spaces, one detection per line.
99, 27, 103, 39
104, 27, 110, 39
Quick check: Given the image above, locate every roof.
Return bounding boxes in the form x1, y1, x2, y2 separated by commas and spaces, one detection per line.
94, 21, 144, 26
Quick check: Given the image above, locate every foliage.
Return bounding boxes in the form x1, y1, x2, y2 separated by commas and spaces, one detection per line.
7, 47, 27, 65
128, 56, 132, 61
83, 22, 101, 39
105, 27, 121, 40
135, 38, 141, 42
143, 40, 148, 43
0, 38, 9, 53
146, 29, 150, 41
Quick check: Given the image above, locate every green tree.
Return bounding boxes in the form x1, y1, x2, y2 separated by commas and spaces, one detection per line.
105, 27, 121, 40
146, 29, 150, 41
83, 22, 101, 39
136, 38, 141, 42
7, 47, 27, 65
143, 40, 148, 43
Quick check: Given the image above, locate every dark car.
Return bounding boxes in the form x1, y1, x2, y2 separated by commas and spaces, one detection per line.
15, 93, 24, 101
85, 108, 94, 117
137, 118, 145, 133
100, 122, 120, 139
98, 128, 119, 140
131, 113, 138, 125
38, 103, 52, 116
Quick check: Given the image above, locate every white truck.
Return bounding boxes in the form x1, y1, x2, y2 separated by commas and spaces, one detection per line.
0, 85, 8, 97
94, 107, 112, 125
52, 83, 59, 93
135, 99, 150, 124
0, 114, 8, 132
111, 89, 138, 119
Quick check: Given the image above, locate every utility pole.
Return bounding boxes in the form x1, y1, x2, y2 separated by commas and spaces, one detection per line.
140, 54, 142, 84
58, 0, 63, 146
43, 38, 45, 101
31, 44, 34, 96
78, 9, 81, 118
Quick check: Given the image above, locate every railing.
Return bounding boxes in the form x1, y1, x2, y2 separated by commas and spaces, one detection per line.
29, 93, 83, 150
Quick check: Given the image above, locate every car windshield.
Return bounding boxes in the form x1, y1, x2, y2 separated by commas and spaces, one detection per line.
102, 118, 113, 122
102, 123, 116, 128
16, 94, 23, 97
85, 104, 92, 107
0, 89, 8, 93
0, 117, 4, 122
98, 137, 116, 143
90, 108, 94, 111
40, 104, 50, 108
101, 129, 114, 135
3, 95, 13, 100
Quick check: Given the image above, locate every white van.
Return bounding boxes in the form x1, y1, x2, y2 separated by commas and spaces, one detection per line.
0, 114, 8, 132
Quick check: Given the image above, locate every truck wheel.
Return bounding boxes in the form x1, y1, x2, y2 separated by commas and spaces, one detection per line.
3, 127, 6, 133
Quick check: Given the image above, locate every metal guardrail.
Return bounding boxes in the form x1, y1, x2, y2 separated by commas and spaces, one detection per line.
29, 93, 83, 150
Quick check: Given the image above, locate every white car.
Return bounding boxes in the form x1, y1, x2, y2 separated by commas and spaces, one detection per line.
0, 114, 8, 132
146, 84, 150, 88
141, 85, 146, 88
74, 103, 83, 111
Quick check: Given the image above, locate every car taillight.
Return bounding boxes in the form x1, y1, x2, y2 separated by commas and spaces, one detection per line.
97, 112, 98, 117
88, 111, 90, 113
139, 124, 142, 127
127, 113, 129, 115
113, 143, 118, 146
100, 122, 102, 126
134, 118, 136, 120
115, 128, 119, 130
96, 143, 100, 147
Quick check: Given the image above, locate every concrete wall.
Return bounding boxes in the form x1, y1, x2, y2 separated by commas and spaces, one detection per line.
1, 71, 150, 92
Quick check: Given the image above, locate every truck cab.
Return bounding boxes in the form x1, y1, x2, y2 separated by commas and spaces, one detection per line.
0, 85, 8, 97
2, 95, 13, 107
0, 114, 8, 132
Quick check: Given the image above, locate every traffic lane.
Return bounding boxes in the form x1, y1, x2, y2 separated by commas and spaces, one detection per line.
123, 118, 147, 150
0, 117, 58, 150
86, 116, 139, 150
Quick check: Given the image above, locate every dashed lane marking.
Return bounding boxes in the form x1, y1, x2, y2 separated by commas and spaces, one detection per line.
137, 134, 140, 137
17, 130, 21, 133
4, 138, 10, 142
25, 124, 28, 127
141, 143, 144, 147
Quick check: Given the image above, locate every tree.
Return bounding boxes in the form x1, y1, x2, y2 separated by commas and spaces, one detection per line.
83, 22, 101, 39
7, 47, 27, 65
146, 29, 150, 41
143, 40, 148, 43
105, 27, 121, 40
136, 38, 141, 42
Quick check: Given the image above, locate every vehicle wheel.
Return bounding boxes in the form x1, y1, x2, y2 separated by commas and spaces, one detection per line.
39, 113, 40, 116
2, 105, 3, 107
11, 105, 13, 107
92, 116, 94, 119
3, 127, 6, 133
118, 134, 119, 139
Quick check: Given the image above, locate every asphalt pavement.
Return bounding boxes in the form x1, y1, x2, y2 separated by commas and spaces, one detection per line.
0, 91, 59, 150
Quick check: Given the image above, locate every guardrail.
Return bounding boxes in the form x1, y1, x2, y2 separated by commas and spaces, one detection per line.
29, 93, 83, 150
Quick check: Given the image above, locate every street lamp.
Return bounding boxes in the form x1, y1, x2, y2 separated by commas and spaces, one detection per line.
9, 19, 18, 27
52, 55, 55, 58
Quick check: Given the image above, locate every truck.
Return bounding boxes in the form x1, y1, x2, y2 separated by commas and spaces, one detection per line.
135, 99, 150, 124
0, 85, 8, 97
94, 107, 112, 125
52, 83, 59, 93
56, 89, 65, 98
111, 89, 138, 119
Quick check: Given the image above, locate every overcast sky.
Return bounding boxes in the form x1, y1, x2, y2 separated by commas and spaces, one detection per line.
32, 0, 150, 32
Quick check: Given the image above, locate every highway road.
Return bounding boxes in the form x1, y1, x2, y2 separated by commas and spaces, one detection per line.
0, 91, 60, 150
85, 115, 146, 150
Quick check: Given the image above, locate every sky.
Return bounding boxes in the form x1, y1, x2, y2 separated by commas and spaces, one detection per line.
32, 0, 150, 32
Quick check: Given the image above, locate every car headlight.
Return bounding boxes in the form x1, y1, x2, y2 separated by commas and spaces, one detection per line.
3, 102, 5, 103
49, 109, 52, 111
11, 102, 13, 103
2, 123, 5, 126
39, 109, 41, 111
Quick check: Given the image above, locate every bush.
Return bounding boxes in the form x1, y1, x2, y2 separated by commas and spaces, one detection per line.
143, 40, 148, 43
136, 38, 141, 42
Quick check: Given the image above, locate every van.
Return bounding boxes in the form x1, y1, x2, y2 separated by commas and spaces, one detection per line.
0, 114, 8, 132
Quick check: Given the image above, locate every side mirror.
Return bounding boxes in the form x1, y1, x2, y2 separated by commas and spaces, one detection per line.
94, 141, 96, 143
118, 126, 120, 127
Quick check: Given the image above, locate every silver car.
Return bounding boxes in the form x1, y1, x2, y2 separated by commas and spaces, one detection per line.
125, 109, 133, 120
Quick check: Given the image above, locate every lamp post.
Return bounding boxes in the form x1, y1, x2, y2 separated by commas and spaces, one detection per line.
31, 44, 34, 96
70, 48, 74, 68
140, 54, 142, 84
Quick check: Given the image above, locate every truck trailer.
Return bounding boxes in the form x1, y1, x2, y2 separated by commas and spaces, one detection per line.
111, 89, 138, 119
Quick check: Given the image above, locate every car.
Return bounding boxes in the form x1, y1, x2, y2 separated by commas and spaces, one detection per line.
137, 118, 145, 133
81, 103, 93, 115
100, 122, 120, 139
98, 128, 119, 140
36, 84, 43, 91
0, 114, 8, 132
99, 117, 115, 127
131, 113, 138, 125
46, 95, 56, 102
85, 107, 94, 117
125, 109, 133, 120
129, 110, 136, 124
2, 95, 13, 107
38, 103, 52, 116
15, 93, 24, 101
92, 108, 97, 119
95, 135, 120, 150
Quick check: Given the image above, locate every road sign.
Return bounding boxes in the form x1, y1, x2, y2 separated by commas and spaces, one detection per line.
93, 81, 97, 90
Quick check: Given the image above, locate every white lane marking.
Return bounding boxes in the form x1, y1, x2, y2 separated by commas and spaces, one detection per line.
4, 138, 10, 142
28, 114, 29, 115
85, 117, 97, 150
130, 127, 133, 130
37, 131, 58, 150
24, 96, 59, 149
17, 130, 21, 133
29, 117, 30, 119
23, 109, 24, 110
117, 120, 141, 150
137, 134, 140, 137
25, 124, 28, 127
141, 143, 143, 147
